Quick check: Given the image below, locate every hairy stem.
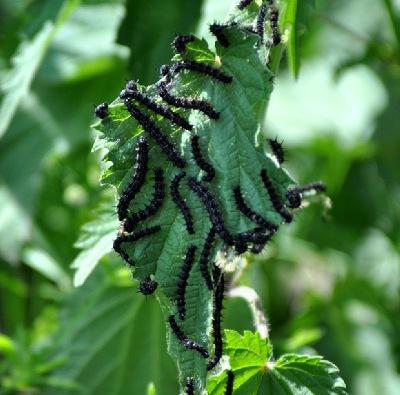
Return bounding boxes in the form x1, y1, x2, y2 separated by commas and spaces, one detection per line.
228, 286, 269, 339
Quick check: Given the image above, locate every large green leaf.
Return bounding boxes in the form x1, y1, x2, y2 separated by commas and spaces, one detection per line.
43, 267, 178, 395
0, 0, 80, 138
208, 330, 348, 395
91, 3, 298, 392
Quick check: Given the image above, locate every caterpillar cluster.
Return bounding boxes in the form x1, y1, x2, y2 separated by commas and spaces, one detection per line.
171, 172, 195, 235
103, 6, 298, 393
260, 168, 293, 223
123, 168, 165, 233
207, 269, 224, 371
173, 35, 195, 54
168, 315, 209, 358
191, 135, 215, 182
117, 136, 149, 222
176, 245, 197, 320
170, 60, 233, 84
120, 81, 192, 131
199, 228, 216, 290
124, 100, 186, 168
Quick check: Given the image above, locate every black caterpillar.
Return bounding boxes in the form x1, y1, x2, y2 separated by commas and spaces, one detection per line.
95, 102, 108, 119
233, 186, 278, 232
168, 315, 209, 358
268, 0, 281, 46
256, 3, 267, 43
124, 100, 186, 168
207, 270, 224, 371
120, 81, 192, 131
123, 168, 165, 233
113, 226, 161, 267
237, 0, 253, 10
170, 60, 233, 84
191, 135, 215, 182
157, 80, 220, 120
209, 23, 230, 48
188, 177, 235, 247
138, 278, 158, 295
286, 182, 327, 208
171, 172, 195, 235
185, 377, 195, 395
173, 34, 196, 54
268, 137, 285, 164
199, 228, 216, 290
224, 370, 235, 395
117, 136, 149, 222
177, 245, 197, 320
260, 168, 293, 223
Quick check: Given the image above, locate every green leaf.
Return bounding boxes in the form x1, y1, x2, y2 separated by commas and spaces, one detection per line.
208, 330, 348, 395
93, 5, 294, 393
0, 0, 80, 138
71, 207, 119, 287
282, 0, 299, 78
43, 267, 178, 395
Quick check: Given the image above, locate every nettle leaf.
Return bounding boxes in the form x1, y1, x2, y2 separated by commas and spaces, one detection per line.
71, 205, 119, 287
208, 330, 348, 395
91, 2, 304, 393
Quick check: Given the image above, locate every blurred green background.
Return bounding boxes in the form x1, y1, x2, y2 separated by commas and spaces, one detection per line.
0, 0, 399, 394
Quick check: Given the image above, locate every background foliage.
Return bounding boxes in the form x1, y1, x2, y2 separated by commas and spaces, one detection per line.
0, 0, 399, 394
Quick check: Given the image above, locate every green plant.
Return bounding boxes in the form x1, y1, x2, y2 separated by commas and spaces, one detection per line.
84, 1, 346, 393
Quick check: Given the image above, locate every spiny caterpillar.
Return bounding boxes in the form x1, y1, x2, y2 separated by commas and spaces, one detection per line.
224, 371, 235, 395
116, 136, 149, 222
199, 228, 216, 291
124, 100, 186, 168
190, 135, 215, 182
268, 137, 285, 164
170, 60, 233, 84
173, 35, 196, 54
233, 185, 278, 232
138, 278, 158, 295
120, 81, 192, 131
185, 377, 195, 395
209, 23, 231, 48
157, 79, 220, 120
267, 0, 281, 46
123, 168, 165, 233
168, 315, 209, 358
260, 168, 293, 223
94, 102, 108, 119
171, 172, 195, 235
286, 182, 327, 208
94, 1, 324, 393
176, 245, 197, 320
113, 226, 161, 267
237, 0, 253, 10
207, 270, 224, 371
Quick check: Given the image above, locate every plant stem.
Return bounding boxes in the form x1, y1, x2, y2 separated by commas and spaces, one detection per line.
382, 0, 400, 49
228, 286, 269, 339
